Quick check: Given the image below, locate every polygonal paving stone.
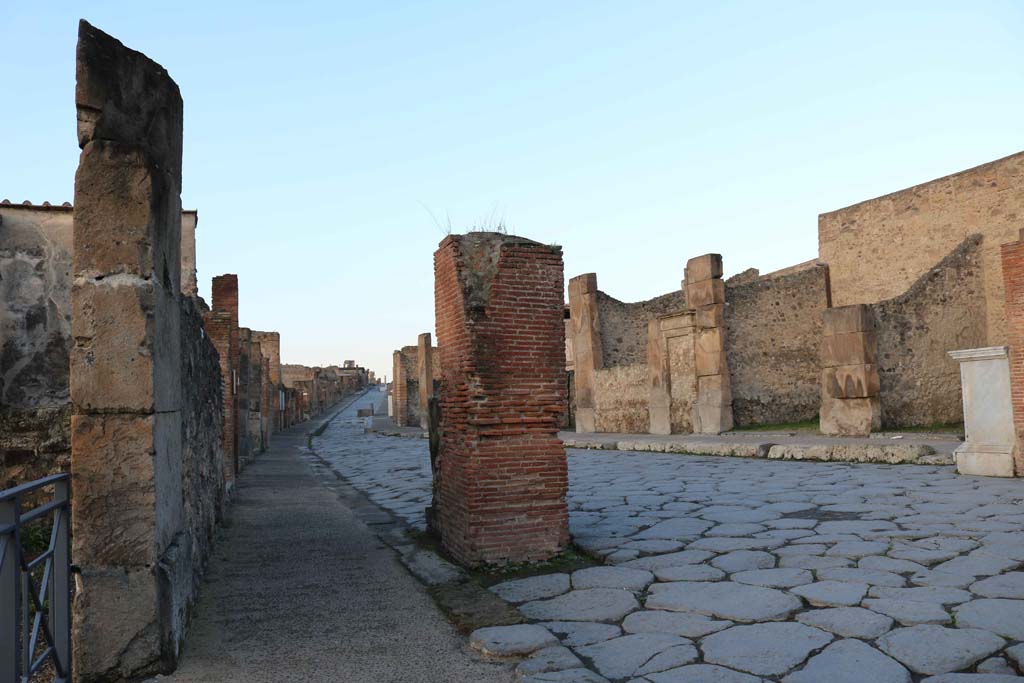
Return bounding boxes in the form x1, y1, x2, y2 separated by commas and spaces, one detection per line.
620, 550, 716, 571
636, 518, 714, 539
977, 657, 1017, 675
862, 598, 951, 625
702, 622, 833, 677
621, 540, 685, 554
782, 638, 910, 683
954, 599, 1024, 639
622, 610, 732, 637
517, 646, 584, 677
572, 566, 654, 591
646, 581, 802, 622
1006, 643, 1024, 669
888, 545, 959, 566
731, 568, 813, 588
790, 580, 868, 607
818, 567, 906, 587
635, 644, 700, 676
816, 520, 898, 535
521, 669, 610, 683
877, 625, 1005, 675
541, 621, 622, 647
701, 508, 782, 524
690, 537, 784, 552
521, 589, 639, 622
910, 569, 976, 588
931, 552, 1020, 577
576, 633, 691, 680
706, 523, 767, 537
469, 624, 558, 656
795, 606, 894, 638
859, 556, 928, 574
979, 532, 1024, 561
920, 676, 1024, 683
971, 572, 1024, 599
711, 550, 776, 573
779, 555, 853, 570
868, 586, 973, 605
654, 564, 725, 582
490, 573, 571, 603
775, 544, 828, 556
826, 541, 889, 558
645, 664, 763, 683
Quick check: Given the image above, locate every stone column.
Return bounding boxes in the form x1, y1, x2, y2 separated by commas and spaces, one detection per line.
568, 273, 603, 433
433, 233, 569, 566
180, 210, 198, 296
237, 328, 252, 460
70, 20, 185, 678
819, 304, 881, 435
1000, 231, 1024, 476
686, 254, 733, 434
417, 332, 434, 430
948, 347, 1016, 476
647, 318, 672, 434
392, 349, 409, 426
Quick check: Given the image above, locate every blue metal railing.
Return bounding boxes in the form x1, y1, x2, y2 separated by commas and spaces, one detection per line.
1, 473, 71, 682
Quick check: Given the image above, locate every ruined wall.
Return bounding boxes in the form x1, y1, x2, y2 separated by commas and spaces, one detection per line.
724, 262, 831, 426
596, 290, 687, 366
0, 203, 72, 488
180, 210, 198, 297
819, 151, 1024, 345
593, 365, 648, 433
871, 235, 987, 427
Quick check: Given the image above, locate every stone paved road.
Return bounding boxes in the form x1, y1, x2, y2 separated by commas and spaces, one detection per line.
316, 389, 1024, 682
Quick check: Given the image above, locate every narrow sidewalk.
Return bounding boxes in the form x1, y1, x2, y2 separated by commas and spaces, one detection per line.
164, 396, 512, 683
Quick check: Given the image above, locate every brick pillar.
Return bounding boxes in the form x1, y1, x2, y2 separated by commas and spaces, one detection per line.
237, 328, 252, 460
819, 304, 881, 436
202, 310, 236, 489
432, 233, 569, 566
568, 273, 603, 433
392, 350, 409, 426
211, 274, 239, 472
1001, 233, 1024, 476
70, 20, 185, 678
417, 332, 434, 430
686, 254, 733, 434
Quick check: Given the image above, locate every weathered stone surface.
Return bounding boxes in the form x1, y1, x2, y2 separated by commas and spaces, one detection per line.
646, 664, 763, 683
818, 567, 906, 587
646, 582, 802, 622
868, 586, 973, 605
571, 566, 653, 591
621, 550, 715, 570
686, 254, 723, 283
822, 364, 881, 399
782, 639, 910, 683
920, 675, 1024, 683
954, 599, 1024, 639
820, 396, 880, 436
795, 606, 894, 638
877, 625, 1005, 675
687, 279, 725, 308
702, 622, 833, 677
970, 572, 1024, 598
932, 552, 1018, 577
540, 621, 621, 648
577, 634, 691, 680
520, 589, 639, 622
711, 551, 776, 573
731, 568, 812, 588
491, 574, 571, 604
822, 304, 874, 336
635, 644, 700, 676
1005, 643, 1024, 669
863, 598, 951, 625
977, 657, 1017, 675
521, 668, 610, 683
622, 610, 731, 637
517, 646, 584, 677
469, 624, 558, 657
821, 330, 878, 367
654, 565, 725, 582
790, 580, 868, 607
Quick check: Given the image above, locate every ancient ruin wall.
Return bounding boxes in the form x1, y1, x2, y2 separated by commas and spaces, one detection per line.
871, 235, 987, 427
593, 364, 649, 433
596, 290, 687, 366
0, 204, 72, 488
819, 151, 1023, 345
724, 263, 831, 426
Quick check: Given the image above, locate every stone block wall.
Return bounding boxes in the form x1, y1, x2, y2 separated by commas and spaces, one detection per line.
819, 305, 881, 435
686, 254, 733, 434
819, 151, 1024, 346
724, 261, 831, 426
391, 342, 439, 427
432, 233, 569, 566
1000, 230, 1024, 476
871, 235, 987, 427
0, 202, 72, 489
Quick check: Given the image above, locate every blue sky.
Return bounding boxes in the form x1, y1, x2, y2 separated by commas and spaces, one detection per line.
3, 1, 1022, 379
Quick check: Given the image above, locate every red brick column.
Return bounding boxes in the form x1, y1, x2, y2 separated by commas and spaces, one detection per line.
432, 232, 569, 566
1001, 234, 1024, 476
202, 310, 236, 488
212, 274, 239, 473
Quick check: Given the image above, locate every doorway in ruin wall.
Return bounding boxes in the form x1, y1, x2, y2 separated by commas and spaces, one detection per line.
667, 329, 697, 432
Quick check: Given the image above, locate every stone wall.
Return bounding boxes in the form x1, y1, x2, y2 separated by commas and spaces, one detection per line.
593, 364, 649, 433
819, 151, 1024, 346
724, 261, 831, 426
871, 235, 987, 427
0, 203, 72, 488
596, 289, 687, 366
1000, 230, 1024, 476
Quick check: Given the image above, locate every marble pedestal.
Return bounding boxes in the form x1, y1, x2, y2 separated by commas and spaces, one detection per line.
948, 346, 1016, 477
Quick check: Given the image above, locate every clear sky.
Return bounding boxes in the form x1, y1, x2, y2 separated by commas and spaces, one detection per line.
3, 1, 1022, 380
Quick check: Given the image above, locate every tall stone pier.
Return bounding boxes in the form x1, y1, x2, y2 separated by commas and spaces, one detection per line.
70, 20, 187, 679
432, 233, 570, 566
568, 273, 603, 433
417, 332, 434, 429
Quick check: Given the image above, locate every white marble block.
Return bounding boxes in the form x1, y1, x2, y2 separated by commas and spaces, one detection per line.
948, 346, 1016, 477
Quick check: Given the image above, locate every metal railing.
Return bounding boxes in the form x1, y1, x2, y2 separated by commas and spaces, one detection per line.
1, 474, 71, 682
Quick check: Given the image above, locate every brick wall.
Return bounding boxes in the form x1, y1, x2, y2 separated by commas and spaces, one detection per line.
432, 233, 569, 566
1000, 233, 1024, 476
820, 151, 1024, 346
202, 310, 236, 488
